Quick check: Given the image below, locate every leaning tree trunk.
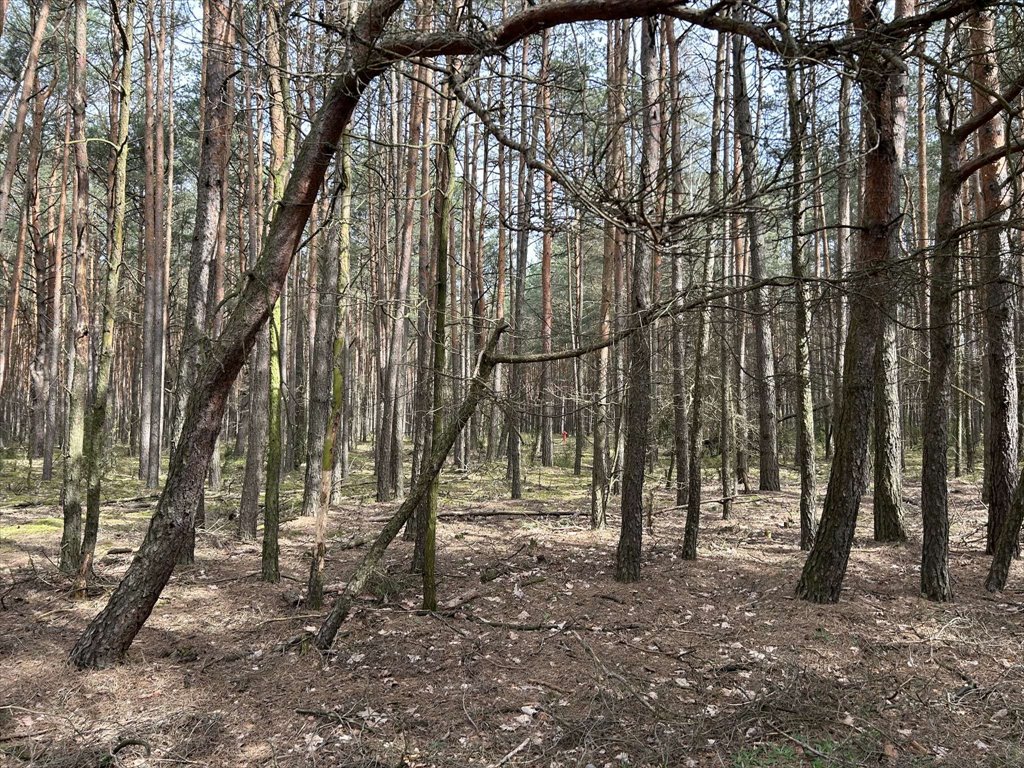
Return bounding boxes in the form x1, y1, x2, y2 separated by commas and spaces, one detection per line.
68, 0, 404, 669
316, 323, 507, 650
796, 0, 908, 603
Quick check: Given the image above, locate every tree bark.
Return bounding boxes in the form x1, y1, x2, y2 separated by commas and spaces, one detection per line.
78, 0, 135, 589
616, 16, 658, 583
971, 10, 1019, 558
60, 0, 90, 574
920, 33, 960, 601
780, 23, 818, 550
796, 0, 907, 603
732, 27, 780, 492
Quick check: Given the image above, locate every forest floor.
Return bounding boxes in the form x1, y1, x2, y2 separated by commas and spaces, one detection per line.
2, 445, 1024, 767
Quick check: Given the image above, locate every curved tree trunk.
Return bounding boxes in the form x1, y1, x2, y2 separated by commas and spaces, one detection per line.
797, 0, 908, 603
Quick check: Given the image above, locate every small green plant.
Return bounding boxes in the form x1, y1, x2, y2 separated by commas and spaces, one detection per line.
732, 737, 840, 767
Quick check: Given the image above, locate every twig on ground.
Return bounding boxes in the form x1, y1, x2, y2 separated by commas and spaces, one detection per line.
573, 630, 657, 714
486, 736, 530, 768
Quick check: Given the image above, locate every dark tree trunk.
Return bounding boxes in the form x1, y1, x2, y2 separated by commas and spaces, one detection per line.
616, 16, 658, 583
796, 0, 907, 603
920, 48, 960, 601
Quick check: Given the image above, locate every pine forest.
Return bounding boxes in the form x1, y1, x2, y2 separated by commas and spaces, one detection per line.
2, 0, 1024, 763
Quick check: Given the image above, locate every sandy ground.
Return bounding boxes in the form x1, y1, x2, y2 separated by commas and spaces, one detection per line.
2, 461, 1023, 767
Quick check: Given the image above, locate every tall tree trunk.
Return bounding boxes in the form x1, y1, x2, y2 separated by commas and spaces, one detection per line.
237, 20, 266, 541
667, 20, 689, 510
971, 10, 1019, 558
732, 27, 780, 492
616, 16, 658, 583
42, 114, 70, 481
172, 0, 233, 566
539, 30, 554, 468
872, 14, 911, 541
262, 2, 292, 580
592, 20, 626, 529
920, 32, 960, 601
376, 66, 425, 503
423, 91, 458, 611
682, 29, 725, 559
796, 0, 908, 603
60, 0, 90, 574
507, 40, 536, 500
78, 0, 135, 588
307, 138, 352, 609
780, 20, 818, 550
832, 71, 853, 460
27, 84, 49, 462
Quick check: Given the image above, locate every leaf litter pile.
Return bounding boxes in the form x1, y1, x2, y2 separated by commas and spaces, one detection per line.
2, 470, 1024, 767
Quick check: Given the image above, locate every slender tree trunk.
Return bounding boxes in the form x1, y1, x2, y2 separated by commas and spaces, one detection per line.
682, 29, 725, 559
667, 20, 689, 510
507, 40, 536, 500
173, 0, 233, 566
423, 91, 458, 611
780, 25, 818, 549
920, 35, 960, 601
307, 139, 352, 608
27, 86, 49, 462
539, 30, 554, 468
78, 0, 135, 588
832, 70, 853, 460
60, 0, 90, 574
971, 10, 1019, 558
42, 114, 70, 481
376, 67, 425, 503
592, 20, 626, 529
616, 16, 658, 583
262, 2, 292, 580
732, 28, 780, 492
